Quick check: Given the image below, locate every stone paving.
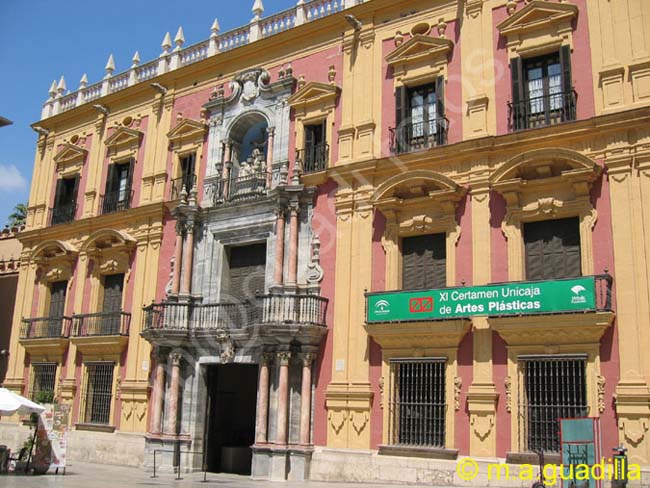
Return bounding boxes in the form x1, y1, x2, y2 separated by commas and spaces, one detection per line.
0, 461, 429, 488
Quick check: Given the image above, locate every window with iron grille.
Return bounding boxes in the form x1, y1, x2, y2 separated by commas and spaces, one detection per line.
81, 362, 115, 425
30, 363, 57, 400
519, 355, 588, 453
389, 358, 446, 447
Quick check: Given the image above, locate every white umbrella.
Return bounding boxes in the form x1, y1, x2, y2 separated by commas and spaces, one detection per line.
0, 388, 45, 416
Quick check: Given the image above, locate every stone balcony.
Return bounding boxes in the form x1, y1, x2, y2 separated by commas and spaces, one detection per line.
141, 293, 328, 348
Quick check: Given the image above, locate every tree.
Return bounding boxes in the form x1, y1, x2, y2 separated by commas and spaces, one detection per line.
7, 203, 27, 228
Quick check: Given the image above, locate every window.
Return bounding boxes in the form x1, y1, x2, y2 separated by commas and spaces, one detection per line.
228, 243, 266, 302
301, 122, 328, 174
99, 274, 124, 335
519, 355, 588, 452
393, 77, 446, 154
170, 153, 197, 200
47, 280, 68, 337
102, 160, 133, 214
524, 217, 581, 280
51, 175, 79, 225
510, 46, 575, 130
402, 234, 446, 290
81, 362, 115, 425
389, 358, 446, 447
29, 363, 57, 401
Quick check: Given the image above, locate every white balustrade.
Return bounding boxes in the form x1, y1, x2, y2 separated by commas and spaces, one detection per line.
42, 0, 365, 119
180, 41, 210, 67
136, 61, 159, 82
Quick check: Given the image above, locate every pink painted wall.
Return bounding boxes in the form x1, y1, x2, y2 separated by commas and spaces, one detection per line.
71, 352, 82, 424
591, 166, 619, 454
171, 87, 213, 196
456, 331, 473, 455
493, 0, 596, 135
369, 210, 387, 448
456, 194, 473, 286
311, 179, 337, 447
81, 260, 94, 314
493, 331, 510, 457
156, 211, 177, 301
490, 191, 509, 282
381, 20, 463, 158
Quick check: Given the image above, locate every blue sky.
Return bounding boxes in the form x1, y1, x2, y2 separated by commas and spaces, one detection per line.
0, 0, 297, 227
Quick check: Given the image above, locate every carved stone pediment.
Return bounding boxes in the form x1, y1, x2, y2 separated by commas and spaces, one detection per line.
104, 126, 143, 151
167, 118, 207, 148
53, 143, 88, 166
288, 82, 340, 112
497, 0, 578, 37
31, 240, 78, 282
385, 34, 453, 68
82, 229, 137, 276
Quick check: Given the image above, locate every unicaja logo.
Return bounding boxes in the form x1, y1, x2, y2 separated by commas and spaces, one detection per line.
374, 299, 390, 315
570, 285, 588, 305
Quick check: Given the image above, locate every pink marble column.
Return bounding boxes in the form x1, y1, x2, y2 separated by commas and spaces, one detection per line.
287, 202, 300, 286
265, 128, 275, 189
150, 351, 167, 434
299, 353, 315, 446
255, 352, 273, 444
180, 221, 194, 296
273, 209, 286, 287
166, 352, 182, 435
275, 351, 291, 445
170, 222, 184, 296
223, 142, 233, 200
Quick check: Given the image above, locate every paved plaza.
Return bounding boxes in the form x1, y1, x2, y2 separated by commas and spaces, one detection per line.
0, 461, 426, 488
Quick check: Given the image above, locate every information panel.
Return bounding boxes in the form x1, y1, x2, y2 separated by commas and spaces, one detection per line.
366, 277, 597, 323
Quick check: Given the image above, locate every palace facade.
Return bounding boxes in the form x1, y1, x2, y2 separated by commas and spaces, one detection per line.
2, 0, 650, 484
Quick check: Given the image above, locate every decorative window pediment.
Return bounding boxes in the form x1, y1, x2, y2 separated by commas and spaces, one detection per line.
497, 1, 578, 37
288, 82, 340, 113
82, 229, 137, 276
105, 126, 143, 152
497, 1, 578, 58
385, 35, 453, 85
31, 240, 78, 282
53, 143, 88, 175
167, 117, 208, 149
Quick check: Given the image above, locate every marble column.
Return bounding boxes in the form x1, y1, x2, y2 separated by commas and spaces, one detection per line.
265, 128, 275, 189
299, 353, 315, 446
170, 221, 184, 296
275, 351, 291, 445
166, 352, 182, 435
255, 352, 273, 444
274, 208, 286, 286
287, 202, 300, 286
223, 142, 233, 200
150, 351, 167, 434
180, 221, 194, 296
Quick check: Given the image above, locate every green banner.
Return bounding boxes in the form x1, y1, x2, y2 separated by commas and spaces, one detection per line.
367, 277, 596, 323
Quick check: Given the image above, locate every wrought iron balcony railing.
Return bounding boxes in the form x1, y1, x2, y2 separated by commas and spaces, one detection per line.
71, 311, 131, 337
142, 294, 328, 333
389, 117, 449, 155
49, 203, 77, 226
170, 174, 198, 201
209, 171, 269, 205
20, 316, 72, 339
296, 143, 329, 174
508, 89, 577, 131
100, 189, 133, 215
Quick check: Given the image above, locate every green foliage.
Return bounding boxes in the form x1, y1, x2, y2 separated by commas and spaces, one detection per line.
34, 390, 54, 404
7, 203, 27, 228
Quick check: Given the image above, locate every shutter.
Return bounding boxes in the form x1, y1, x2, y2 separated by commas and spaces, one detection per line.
49, 281, 68, 317
320, 120, 327, 146
53, 179, 65, 208
511, 57, 524, 130
125, 159, 134, 201
395, 86, 406, 128
102, 274, 124, 313
105, 164, 116, 195
304, 125, 315, 149
436, 76, 445, 118
524, 218, 581, 280
72, 174, 80, 205
229, 244, 267, 301
559, 45, 573, 95
402, 234, 446, 290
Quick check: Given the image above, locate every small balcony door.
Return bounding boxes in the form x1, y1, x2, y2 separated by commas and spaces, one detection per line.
102, 274, 125, 334
48, 281, 68, 336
